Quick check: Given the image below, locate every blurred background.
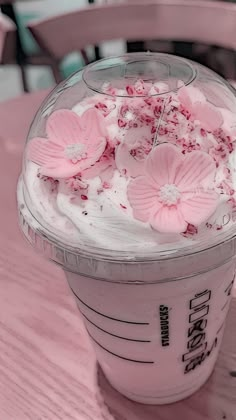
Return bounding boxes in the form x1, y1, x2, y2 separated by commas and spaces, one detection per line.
0, 0, 235, 101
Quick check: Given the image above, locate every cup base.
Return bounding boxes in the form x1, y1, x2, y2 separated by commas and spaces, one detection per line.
102, 365, 215, 405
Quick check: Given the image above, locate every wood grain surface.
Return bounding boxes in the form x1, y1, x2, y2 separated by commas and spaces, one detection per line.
0, 91, 236, 420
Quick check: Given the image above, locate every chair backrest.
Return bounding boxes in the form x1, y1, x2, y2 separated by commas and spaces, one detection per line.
0, 14, 16, 64
28, 1, 236, 62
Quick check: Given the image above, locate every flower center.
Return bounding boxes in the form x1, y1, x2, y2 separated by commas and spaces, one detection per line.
64, 144, 87, 163
159, 184, 181, 206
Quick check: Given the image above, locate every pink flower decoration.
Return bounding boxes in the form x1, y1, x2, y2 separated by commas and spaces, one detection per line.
127, 143, 218, 233
27, 108, 107, 178
82, 145, 116, 183
115, 127, 153, 177
178, 85, 223, 132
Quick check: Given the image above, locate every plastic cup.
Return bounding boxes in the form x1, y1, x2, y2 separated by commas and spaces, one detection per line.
65, 250, 235, 404
17, 53, 236, 404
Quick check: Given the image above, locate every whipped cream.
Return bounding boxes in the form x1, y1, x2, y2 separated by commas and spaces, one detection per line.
23, 81, 236, 253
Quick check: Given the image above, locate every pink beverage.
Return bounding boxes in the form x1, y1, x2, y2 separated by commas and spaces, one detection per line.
17, 54, 236, 404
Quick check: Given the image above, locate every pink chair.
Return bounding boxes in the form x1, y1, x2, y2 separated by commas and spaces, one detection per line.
27, 1, 236, 85
0, 13, 16, 65
98, 0, 233, 65
0, 10, 56, 92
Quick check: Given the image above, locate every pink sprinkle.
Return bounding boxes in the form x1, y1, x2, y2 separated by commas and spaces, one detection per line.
140, 113, 154, 124
223, 167, 231, 179
107, 88, 116, 96
126, 85, 135, 96
120, 105, 129, 118
144, 98, 154, 106
103, 182, 111, 189
104, 84, 117, 96
154, 105, 162, 117
158, 126, 168, 135
180, 106, 191, 120
81, 195, 88, 200
214, 129, 234, 153
221, 181, 234, 196
38, 174, 59, 192
95, 102, 108, 111
228, 197, 236, 206
134, 79, 145, 93
118, 119, 127, 128
120, 203, 127, 209
183, 223, 198, 236
151, 126, 157, 134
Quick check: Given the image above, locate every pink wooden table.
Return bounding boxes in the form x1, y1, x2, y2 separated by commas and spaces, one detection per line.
0, 90, 236, 420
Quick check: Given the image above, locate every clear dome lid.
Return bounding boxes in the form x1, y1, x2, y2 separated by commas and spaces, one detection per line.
18, 53, 236, 264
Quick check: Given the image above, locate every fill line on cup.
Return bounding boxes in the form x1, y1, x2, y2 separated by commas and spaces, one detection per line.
70, 287, 149, 325
81, 310, 151, 343
87, 330, 154, 364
